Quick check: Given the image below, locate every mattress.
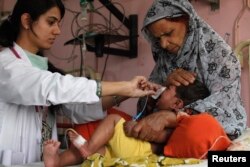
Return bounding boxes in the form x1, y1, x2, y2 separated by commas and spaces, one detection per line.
7, 128, 250, 167
8, 160, 208, 167
173, 160, 207, 167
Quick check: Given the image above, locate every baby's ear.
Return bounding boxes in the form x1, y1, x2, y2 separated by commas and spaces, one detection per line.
172, 98, 184, 110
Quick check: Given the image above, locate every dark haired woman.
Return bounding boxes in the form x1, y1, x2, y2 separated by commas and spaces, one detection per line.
0, 0, 156, 164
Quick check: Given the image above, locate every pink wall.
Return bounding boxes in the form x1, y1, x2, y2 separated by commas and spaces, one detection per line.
2, 0, 250, 125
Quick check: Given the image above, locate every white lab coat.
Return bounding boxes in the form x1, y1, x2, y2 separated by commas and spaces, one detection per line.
0, 43, 105, 165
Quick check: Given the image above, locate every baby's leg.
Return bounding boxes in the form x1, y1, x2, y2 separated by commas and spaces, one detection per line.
68, 114, 122, 158
68, 131, 91, 158
43, 139, 61, 167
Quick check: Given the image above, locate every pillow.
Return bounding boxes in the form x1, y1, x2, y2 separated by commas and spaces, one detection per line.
164, 113, 231, 159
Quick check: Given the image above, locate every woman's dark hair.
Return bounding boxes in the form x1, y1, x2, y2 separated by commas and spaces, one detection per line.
176, 79, 210, 106
0, 0, 65, 47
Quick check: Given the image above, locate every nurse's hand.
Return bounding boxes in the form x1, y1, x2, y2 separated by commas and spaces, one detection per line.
127, 76, 159, 97
101, 76, 159, 97
125, 110, 177, 142
167, 68, 196, 86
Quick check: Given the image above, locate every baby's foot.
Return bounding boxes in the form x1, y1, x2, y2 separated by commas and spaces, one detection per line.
43, 139, 61, 167
67, 130, 91, 158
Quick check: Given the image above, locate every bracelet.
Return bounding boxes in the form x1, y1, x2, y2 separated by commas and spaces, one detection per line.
96, 80, 102, 97
113, 96, 120, 107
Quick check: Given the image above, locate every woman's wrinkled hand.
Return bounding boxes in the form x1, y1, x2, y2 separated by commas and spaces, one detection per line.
123, 120, 138, 136
124, 111, 177, 142
167, 68, 196, 86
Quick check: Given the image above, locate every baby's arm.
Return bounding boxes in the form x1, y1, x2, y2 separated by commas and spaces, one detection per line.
155, 109, 192, 143
124, 110, 177, 142
151, 110, 191, 143
153, 128, 174, 143
176, 110, 190, 119
123, 119, 173, 143
152, 110, 188, 143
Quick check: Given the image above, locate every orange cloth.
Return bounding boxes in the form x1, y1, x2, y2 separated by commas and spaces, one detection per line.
164, 113, 231, 159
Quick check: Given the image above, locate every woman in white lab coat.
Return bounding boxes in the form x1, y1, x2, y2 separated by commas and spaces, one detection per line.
0, 0, 156, 165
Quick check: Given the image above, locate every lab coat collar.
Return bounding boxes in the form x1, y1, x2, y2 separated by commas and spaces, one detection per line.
11, 43, 32, 66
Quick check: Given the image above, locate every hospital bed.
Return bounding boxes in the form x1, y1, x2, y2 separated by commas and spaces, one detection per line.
4, 159, 208, 167
7, 127, 250, 167
234, 39, 250, 68
7, 129, 250, 167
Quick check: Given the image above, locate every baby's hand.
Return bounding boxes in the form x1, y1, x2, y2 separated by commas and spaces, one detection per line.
123, 120, 137, 136
176, 111, 189, 119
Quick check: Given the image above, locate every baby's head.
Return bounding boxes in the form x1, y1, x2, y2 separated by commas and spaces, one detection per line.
156, 79, 210, 111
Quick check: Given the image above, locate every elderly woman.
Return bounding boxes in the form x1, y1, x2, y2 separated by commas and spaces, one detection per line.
0, 0, 157, 165
126, 0, 246, 142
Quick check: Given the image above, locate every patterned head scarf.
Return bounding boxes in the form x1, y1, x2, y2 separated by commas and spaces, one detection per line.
141, 0, 234, 85
143, 0, 186, 25
139, 0, 246, 139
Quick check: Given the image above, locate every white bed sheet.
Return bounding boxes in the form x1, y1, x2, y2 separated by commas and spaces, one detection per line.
0, 162, 79, 167
172, 160, 208, 167
1, 160, 208, 167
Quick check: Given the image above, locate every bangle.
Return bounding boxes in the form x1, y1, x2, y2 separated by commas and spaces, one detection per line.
113, 96, 120, 107
96, 80, 102, 97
